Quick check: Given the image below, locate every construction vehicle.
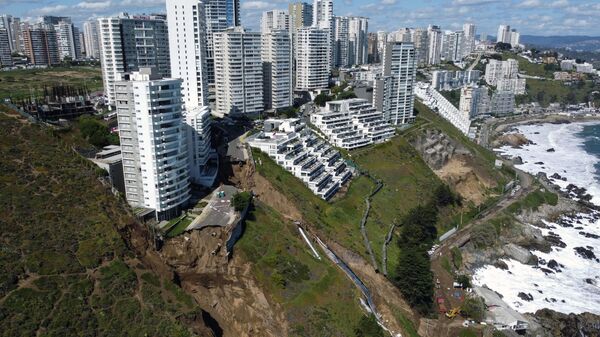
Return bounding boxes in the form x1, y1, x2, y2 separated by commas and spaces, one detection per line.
445, 307, 461, 319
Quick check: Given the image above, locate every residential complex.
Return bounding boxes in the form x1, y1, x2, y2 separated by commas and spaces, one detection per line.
213, 27, 263, 116
23, 26, 60, 66
295, 27, 331, 90
262, 30, 293, 111
247, 118, 353, 200
98, 14, 170, 106
310, 98, 395, 150
185, 106, 217, 187
459, 85, 490, 118
415, 83, 471, 135
115, 68, 190, 220
432, 70, 481, 91
485, 59, 525, 94
374, 41, 416, 125
497, 25, 520, 47
333, 16, 368, 67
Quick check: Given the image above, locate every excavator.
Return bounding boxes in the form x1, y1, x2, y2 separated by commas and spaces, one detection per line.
445, 307, 461, 319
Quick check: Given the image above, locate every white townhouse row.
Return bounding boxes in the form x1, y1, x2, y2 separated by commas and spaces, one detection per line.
415, 82, 471, 136
247, 119, 353, 200
310, 98, 395, 150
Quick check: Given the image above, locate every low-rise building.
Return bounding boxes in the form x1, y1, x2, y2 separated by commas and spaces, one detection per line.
575, 62, 594, 74
432, 70, 481, 91
310, 98, 395, 150
90, 145, 125, 194
247, 119, 353, 200
415, 82, 471, 135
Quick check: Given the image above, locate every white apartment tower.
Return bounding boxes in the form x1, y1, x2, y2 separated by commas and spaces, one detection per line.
334, 16, 368, 67
166, 0, 209, 109
262, 30, 293, 111
459, 85, 490, 118
441, 30, 465, 62
98, 14, 170, 106
115, 68, 190, 221
55, 21, 80, 60
509, 29, 520, 47
463, 23, 475, 55
185, 106, 216, 186
313, 0, 333, 65
497, 25, 510, 44
295, 27, 331, 90
374, 42, 416, 125
83, 19, 100, 59
427, 25, 442, 65
261, 10, 290, 33
213, 27, 263, 116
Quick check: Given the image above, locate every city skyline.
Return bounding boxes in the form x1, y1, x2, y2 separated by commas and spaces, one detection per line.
2, 0, 600, 36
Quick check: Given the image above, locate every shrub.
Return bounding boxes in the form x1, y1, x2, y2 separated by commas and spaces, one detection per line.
471, 224, 497, 248
354, 314, 384, 337
451, 247, 462, 268
231, 191, 252, 212
461, 296, 485, 321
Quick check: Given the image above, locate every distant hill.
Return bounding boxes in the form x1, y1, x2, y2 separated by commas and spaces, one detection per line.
521, 35, 600, 51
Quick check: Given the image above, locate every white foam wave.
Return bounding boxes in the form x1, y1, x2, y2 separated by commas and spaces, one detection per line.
474, 122, 600, 315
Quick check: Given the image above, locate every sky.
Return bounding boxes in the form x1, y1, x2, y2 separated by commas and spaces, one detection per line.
2, 0, 600, 36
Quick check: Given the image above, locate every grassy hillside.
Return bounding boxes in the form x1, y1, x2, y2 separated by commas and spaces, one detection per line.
252, 132, 445, 281
237, 202, 365, 336
0, 66, 103, 100
0, 113, 205, 337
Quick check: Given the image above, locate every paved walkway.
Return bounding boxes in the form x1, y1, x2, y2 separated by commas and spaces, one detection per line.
186, 185, 240, 231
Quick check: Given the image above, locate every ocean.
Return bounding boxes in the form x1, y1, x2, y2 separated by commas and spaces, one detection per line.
472, 121, 600, 315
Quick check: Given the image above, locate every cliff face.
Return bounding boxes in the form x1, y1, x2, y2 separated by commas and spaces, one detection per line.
410, 128, 497, 205
533, 309, 600, 337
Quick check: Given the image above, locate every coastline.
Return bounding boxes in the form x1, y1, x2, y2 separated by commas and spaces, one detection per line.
462, 118, 600, 333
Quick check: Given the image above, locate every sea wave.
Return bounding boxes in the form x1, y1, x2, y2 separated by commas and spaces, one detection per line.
473, 122, 600, 315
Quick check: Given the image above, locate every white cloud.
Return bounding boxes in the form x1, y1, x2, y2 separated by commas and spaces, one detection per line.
380, 0, 397, 4
516, 0, 541, 8
76, 1, 112, 10
451, 0, 498, 5
241, 1, 271, 10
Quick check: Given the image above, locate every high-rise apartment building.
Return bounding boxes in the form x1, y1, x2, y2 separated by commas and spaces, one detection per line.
485, 59, 519, 85
42, 16, 71, 25
83, 20, 100, 59
289, 2, 313, 31
166, 0, 209, 109
55, 21, 80, 60
441, 30, 465, 62
23, 26, 60, 66
427, 25, 442, 65
374, 42, 416, 125
496, 24, 510, 44
213, 27, 263, 116
115, 68, 190, 220
333, 16, 368, 67
98, 14, 170, 106
185, 105, 216, 186
313, 0, 333, 66
460, 85, 490, 118
376, 31, 387, 60
412, 28, 429, 66
203, 0, 241, 86
509, 29, 520, 47
0, 29, 12, 67
262, 30, 293, 111
261, 10, 289, 33
463, 23, 475, 55
367, 32, 378, 63
295, 27, 331, 90
0, 15, 15, 52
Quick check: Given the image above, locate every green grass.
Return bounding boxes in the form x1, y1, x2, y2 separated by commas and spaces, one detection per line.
0, 113, 201, 337
507, 188, 558, 214
501, 53, 552, 78
517, 78, 596, 107
237, 202, 364, 336
458, 328, 479, 337
394, 311, 422, 337
440, 89, 461, 109
0, 66, 103, 100
165, 217, 193, 238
